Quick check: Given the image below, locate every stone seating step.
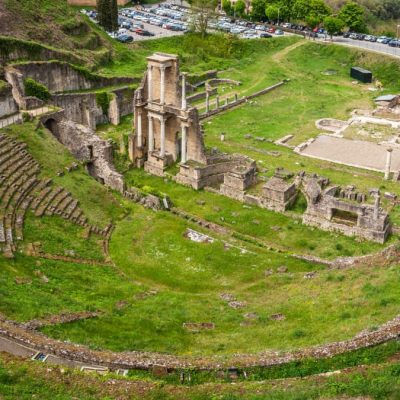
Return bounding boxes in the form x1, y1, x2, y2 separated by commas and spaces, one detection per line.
63, 200, 78, 219
56, 195, 73, 214
0, 218, 5, 243
30, 186, 53, 211
35, 187, 63, 217
45, 190, 69, 216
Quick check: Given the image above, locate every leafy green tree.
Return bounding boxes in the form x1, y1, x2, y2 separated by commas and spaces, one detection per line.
305, 15, 320, 28
309, 0, 331, 20
251, 0, 267, 20
293, 0, 310, 20
222, 0, 233, 15
265, 4, 279, 21
235, 0, 246, 17
338, 2, 367, 32
323, 15, 345, 38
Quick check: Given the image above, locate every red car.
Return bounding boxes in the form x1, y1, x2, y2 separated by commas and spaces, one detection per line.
267, 27, 275, 33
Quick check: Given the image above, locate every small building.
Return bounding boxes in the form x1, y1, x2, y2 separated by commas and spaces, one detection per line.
350, 67, 372, 83
261, 176, 297, 212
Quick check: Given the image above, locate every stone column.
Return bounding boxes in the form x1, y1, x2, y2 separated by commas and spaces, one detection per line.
181, 72, 187, 110
181, 124, 187, 163
374, 194, 380, 220
148, 115, 154, 152
384, 148, 393, 180
216, 95, 220, 109
137, 110, 142, 148
234, 93, 238, 102
225, 97, 228, 106
205, 91, 210, 113
160, 116, 166, 157
147, 66, 153, 102
160, 65, 166, 104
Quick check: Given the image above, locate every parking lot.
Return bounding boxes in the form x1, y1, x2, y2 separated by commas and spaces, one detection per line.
83, 3, 292, 43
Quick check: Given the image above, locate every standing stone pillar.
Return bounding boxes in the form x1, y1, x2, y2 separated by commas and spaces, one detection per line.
148, 115, 154, 152
216, 95, 220, 109
148, 66, 153, 102
234, 93, 238, 102
160, 65, 166, 105
374, 194, 380, 220
205, 91, 210, 113
225, 97, 228, 106
181, 124, 187, 163
384, 148, 393, 180
181, 72, 187, 110
160, 116, 166, 157
137, 110, 142, 148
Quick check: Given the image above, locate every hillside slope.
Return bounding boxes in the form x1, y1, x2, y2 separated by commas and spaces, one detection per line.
0, 0, 111, 66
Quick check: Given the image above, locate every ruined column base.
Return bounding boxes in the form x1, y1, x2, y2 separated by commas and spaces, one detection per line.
144, 152, 173, 177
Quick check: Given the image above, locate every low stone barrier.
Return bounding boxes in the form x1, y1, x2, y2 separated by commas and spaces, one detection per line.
199, 81, 288, 120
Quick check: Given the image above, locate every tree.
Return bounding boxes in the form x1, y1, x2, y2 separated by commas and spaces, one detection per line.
265, 5, 279, 21
293, 0, 310, 20
309, 0, 331, 20
305, 15, 320, 29
97, 0, 118, 32
235, 0, 246, 16
251, 0, 267, 20
323, 15, 345, 38
222, 0, 233, 15
110, 0, 118, 33
338, 2, 367, 32
191, 0, 217, 38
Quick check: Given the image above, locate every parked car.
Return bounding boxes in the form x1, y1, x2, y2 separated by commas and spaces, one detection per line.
275, 29, 284, 35
259, 32, 272, 38
117, 34, 133, 43
135, 28, 155, 36
388, 39, 400, 47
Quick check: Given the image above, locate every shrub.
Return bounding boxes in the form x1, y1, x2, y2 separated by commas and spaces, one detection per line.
24, 78, 50, 101
96, 91, 112, 114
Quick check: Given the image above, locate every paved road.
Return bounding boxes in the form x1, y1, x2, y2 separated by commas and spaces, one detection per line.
322, 36, 400, 59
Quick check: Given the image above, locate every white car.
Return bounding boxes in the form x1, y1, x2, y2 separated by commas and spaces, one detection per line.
255, 25, 265, 31
118, 28, 128, 35
377, 36, 388, 43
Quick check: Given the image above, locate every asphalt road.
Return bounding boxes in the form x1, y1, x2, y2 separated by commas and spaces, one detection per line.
326, 36, 400, 59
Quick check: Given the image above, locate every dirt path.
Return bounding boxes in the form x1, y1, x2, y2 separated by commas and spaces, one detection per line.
271, 39, 308, 64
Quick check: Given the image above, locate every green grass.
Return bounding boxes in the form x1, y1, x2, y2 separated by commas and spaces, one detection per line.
0, 254, 138, 322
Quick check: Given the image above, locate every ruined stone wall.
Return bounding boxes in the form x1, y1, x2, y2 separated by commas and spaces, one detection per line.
42, 116, 125, 192
51, 93, 101, 129
11, 62, 135, 93
51, 88, 134, 129
0, 83, 18, 118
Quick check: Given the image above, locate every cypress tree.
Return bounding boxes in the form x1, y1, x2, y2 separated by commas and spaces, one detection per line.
110, 0, 119, 33
97, 0, 118, 33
